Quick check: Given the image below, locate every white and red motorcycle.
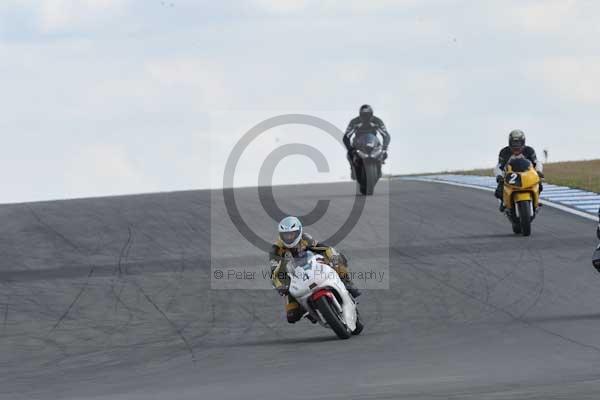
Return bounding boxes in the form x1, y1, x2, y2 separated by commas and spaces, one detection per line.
286, 251, 364, 339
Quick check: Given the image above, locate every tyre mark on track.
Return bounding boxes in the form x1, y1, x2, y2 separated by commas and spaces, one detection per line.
36, 335, 69, 360
105, 287, 136, 338
487, 246, 527, 294
238, 291, 289, 339
459, 244, 528, 318
26, 205, 104, 339
238, 291, 262, 336
26, 206, 86, 253
517, 247, 546, 319
110, 226, 135, 329
131, 280, 197, 363
185, 296, 217, 350
117, 226, 133, 277
112, 207, 194, 321
2, 300, 8, 334
394, 247, 600, 353
493, 247, 544, 317
48, 266, 95, 334
163, 255, 187, 312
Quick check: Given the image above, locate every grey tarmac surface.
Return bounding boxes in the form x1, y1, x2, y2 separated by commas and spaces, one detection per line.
1, 180, 600, 400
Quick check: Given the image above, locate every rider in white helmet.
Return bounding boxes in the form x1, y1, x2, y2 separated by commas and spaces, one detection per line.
269, 216, 360, 323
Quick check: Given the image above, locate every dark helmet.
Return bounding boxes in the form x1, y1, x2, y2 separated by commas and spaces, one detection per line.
508, 129, 526, 155
359, 104, 373, 123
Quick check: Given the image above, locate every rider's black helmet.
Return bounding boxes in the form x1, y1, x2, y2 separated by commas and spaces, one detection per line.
359, 104, 373, 123
508, 129, 526, 155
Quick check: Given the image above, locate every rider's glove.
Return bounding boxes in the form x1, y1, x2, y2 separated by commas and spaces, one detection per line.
276, 285, 289, 296
537, 171, 545, 179
381, 149, 388, 161
496, 175, 504, 184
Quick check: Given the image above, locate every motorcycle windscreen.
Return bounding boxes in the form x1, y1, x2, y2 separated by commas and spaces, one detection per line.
353, 132, 381, 151
508, 157, 532, 173
593, 245, 600, 273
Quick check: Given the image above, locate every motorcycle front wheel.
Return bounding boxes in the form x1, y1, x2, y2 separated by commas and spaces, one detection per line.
517, 200, 532, 237
512, 222, 522, 234
359, 159, 379, 196
352, 309, 364, 335
315, 297, 352, 339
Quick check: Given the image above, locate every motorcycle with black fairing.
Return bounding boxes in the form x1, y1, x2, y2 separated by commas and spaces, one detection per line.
593, 208, 600, 272
351, 132, 384, 195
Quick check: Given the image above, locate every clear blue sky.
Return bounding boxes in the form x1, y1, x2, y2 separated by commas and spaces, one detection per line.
1, 1, 599, 203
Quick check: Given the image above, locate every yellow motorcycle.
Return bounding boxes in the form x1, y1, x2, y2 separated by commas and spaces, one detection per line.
502, 158, 541, 236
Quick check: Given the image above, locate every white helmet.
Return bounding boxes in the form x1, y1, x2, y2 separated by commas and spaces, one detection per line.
278, 216, 303, 248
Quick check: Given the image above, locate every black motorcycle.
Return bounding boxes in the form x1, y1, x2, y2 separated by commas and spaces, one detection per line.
351, 132, 384, 196
593, 210, 600, 272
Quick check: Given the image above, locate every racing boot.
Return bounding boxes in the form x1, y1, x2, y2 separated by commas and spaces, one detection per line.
305, 313, 318, 324
495, 182, 505, 212
285, 297, 303, 323
347, 152, 356, 180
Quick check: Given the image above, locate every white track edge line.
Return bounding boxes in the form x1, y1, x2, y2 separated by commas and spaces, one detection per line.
401, 177, 598, 222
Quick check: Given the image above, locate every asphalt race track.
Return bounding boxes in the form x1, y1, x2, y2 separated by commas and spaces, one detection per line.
2, 180, 600, 400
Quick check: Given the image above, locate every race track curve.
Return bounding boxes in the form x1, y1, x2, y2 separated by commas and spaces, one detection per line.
1, 180, 599, 400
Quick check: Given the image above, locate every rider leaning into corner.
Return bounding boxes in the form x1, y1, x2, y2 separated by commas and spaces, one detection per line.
269, 216, 361, 324
494, 129, 544, 211
343, 104, 391, 179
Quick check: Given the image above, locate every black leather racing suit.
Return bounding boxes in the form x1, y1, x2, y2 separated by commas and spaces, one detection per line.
597, 207, 600, 240
343, 116, 391, 154
494, 146, 544, 200
343, 116, 390, 177
593, 208, 600, 270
